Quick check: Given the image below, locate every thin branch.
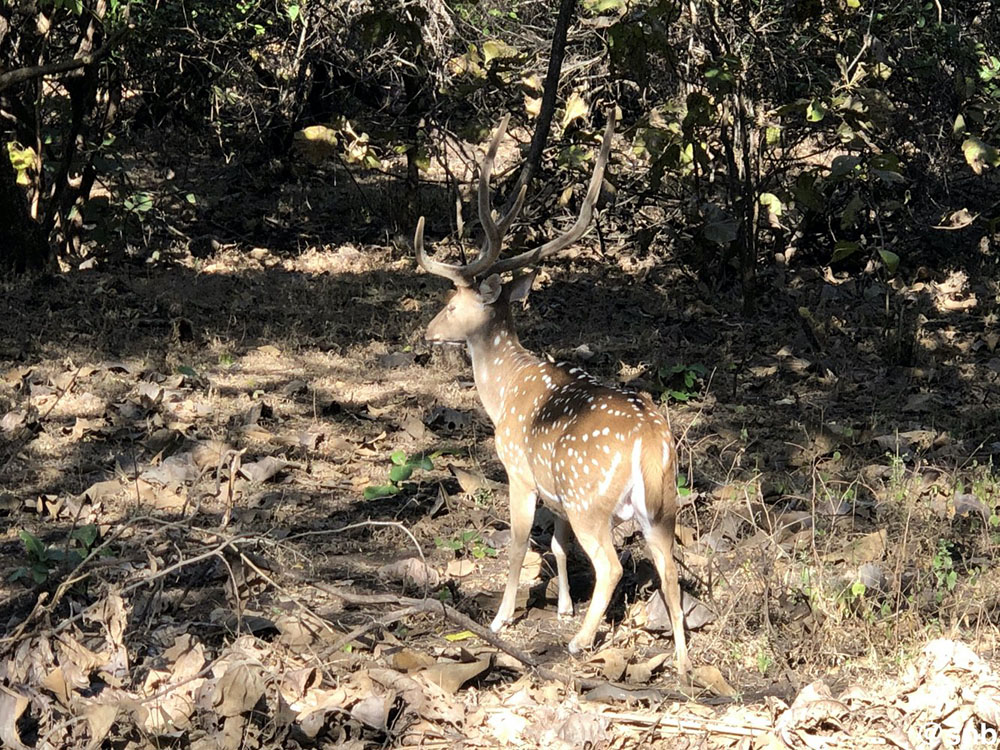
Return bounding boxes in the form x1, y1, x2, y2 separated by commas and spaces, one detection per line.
0, 26, 128, 93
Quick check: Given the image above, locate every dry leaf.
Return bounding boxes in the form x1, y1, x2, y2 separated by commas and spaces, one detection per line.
239, 456, 290, 482
588, 648, 631, 681
823, 529, 886, 564
447, 558, 475, 577
392, 649, 437, 672
82, 702, 119, 750
214, 662, 266, 717
0, 689, 30, 750
692, 664, 737, 696
378, 558, 441, 588
420, 658, 490, 693
561, 91, 590, 129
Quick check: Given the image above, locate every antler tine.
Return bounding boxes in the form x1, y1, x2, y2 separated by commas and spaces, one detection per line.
459, 113, 510, 279
415, 216, 472, 287
413, 116, 515, 286
489, 112, 616, 276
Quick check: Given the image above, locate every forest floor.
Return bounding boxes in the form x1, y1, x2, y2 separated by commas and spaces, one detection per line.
1, 154, 1000, 748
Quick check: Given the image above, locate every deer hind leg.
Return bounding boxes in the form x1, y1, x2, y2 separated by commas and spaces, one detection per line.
644, 521, 691, 675
567, 519, 621, 654
491, 478, 536, 632
551, 516, 573, 617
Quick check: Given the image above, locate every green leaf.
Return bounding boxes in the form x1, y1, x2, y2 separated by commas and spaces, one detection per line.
840, 193, 864, 229
831, 241, 860, 263
71, 524, 98, 549
185, 193, 197, 205
482, 40, 518, 63
286, 3, 300, 22
390, 450, 407, 466
851, 581, 866, 597
177, 365, 199, 378
759, 192, 783, 217
829, 155, 861, 180
389, 464, 414, 483
416, 455, 434, 471
19, 531, 46, 561
962, 137, 1000, 174
363, 484, 400, 500
806, 99, 827, 122
878, 249, 900, 274
363, 484, 399, 500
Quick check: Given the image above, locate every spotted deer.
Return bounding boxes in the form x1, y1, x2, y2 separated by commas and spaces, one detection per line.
416, 113, 689, 674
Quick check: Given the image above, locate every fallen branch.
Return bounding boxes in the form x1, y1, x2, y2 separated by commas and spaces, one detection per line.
309, 581, 693, 700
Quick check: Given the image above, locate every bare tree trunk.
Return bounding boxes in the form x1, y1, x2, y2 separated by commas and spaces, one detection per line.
0, 149, 48, 273
504, 0, 577, 213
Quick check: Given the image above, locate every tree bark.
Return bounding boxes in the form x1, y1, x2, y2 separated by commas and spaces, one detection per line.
503, 0, 577, 214
0, 144, 48, 273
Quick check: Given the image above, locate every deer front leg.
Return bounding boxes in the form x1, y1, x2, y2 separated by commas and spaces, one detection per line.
567, 519, 621, 654
551, 516, 573, 617
491, 477, 536, 632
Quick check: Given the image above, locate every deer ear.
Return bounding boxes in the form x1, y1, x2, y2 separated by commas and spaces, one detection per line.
507, 269, 538, 305
478, 274, 503, 304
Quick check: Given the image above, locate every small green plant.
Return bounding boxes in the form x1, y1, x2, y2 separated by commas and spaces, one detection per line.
932, 539, 958, 602
472, 486, 495, 507
756, 647, 773, 676
435, 530, 497, 560
10, 525, 100, 586
676, 473, 692, 499
364, 450, 435, 499
658, 362, 708, 402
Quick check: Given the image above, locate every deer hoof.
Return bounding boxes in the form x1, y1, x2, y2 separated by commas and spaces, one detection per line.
489, 615, 508, 633
557, 602, 574, 619
567, 636, 590, 655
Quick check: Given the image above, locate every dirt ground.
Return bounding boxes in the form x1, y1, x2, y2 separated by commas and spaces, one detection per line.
1, 152, 1000, 748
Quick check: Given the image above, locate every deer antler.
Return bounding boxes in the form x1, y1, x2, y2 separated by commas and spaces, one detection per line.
489, 113, 615, 275
416, 114, 526, 286
416, 110, 614, 284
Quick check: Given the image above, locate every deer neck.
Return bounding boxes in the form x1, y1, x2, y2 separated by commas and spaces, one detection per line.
466, 317, 531, 425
